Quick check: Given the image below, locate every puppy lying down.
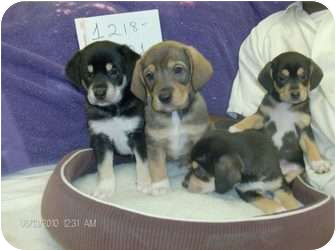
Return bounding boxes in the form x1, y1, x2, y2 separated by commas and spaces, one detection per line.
183, 129, 302, 214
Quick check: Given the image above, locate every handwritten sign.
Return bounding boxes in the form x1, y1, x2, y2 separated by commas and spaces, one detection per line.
75, 10, 162, 54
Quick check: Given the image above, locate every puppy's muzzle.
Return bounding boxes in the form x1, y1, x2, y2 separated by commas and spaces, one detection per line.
93, 83, 107, 100
290, 89, 300, 101
158, 87, 173, 104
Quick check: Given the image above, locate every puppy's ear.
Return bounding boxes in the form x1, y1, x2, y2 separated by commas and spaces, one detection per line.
258, 62, 274, 93
214, 155, 242, 194
131, 59, 147, 103
119, 45, 141, 77
309, 59, 323, 90
194, 167, 210, 181
185, 46, 213, 91
65, 51, 82, 88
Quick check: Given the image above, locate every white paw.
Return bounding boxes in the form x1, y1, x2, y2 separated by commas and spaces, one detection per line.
91, 179, 115, 199
151, 179, 170, 196
310, 160, 331, 174
137, 181, 152, 194
135, 163, 152, 194
228, 125, 242, 133
280, 160, 304, 182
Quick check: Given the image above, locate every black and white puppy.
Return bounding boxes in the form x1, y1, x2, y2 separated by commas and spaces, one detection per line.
183, 129, 301, 214
66, 41, 151, 198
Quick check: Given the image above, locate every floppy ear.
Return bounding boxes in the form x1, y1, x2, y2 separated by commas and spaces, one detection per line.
214, 155, 242, 194
309, 59, 323, 90
131, 59, 147, 103
119, 45, 141, 78
185, 46, 213, 91
258, 61, 274, 93
65, 51, 82, 88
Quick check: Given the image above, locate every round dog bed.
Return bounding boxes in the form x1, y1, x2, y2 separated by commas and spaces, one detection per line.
41, 149, 334, 249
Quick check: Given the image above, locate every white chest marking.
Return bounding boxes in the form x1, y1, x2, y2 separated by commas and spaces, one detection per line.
267, 103, 298, 149
169, 112, 188, 158
89, 117, 140, 155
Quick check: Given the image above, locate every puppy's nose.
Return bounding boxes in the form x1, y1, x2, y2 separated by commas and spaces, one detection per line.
93, 84, 107, 99
158, 87, 173, 104
290, 90, 300, 100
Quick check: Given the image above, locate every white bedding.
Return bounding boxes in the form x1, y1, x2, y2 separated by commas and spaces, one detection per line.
73, 162, 262, 221
1, 165, 61, 249
2, 162, 262, 250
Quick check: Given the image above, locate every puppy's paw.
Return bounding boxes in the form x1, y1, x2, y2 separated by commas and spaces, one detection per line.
310, 160, 331, 174
228, 125, 242, 133
151, 179, 170, 196
280, 161, 304, 183
137, 180, 152, 194
91, 179, 115, 199
136, 165, 152, 194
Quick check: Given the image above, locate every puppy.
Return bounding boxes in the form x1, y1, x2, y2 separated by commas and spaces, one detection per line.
131, 41, 213, 195
66, 41, 151, 197
229, 52, 330, 178
183, 129, 301, 214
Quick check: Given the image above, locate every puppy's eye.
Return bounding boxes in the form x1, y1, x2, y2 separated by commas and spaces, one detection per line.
174, 65, 184, 74
109, 68, 118, 76
107, 67, 119, 76
87, 65, 94, 78
298, 74, 306, 81
194, 167, 210, 182
87, 72, 94, 79
105, 63, 118, 76
145, 72, 154, 81
278, 75, 288, 84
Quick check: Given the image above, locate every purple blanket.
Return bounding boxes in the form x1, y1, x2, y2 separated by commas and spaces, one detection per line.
1, 1, 291, 175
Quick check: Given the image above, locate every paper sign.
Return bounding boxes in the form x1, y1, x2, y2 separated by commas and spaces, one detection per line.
75, 9, 162, 54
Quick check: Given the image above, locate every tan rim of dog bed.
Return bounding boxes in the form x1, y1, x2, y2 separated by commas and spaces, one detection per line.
41, 149, 334, 249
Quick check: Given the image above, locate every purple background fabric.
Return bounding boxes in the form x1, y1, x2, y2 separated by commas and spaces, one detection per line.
1, 1, 291, 175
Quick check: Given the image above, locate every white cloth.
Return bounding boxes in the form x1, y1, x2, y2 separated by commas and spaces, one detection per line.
228, 2, 335, 196
1, 165, 61, 249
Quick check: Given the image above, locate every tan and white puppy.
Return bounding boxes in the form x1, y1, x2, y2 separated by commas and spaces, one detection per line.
131, 41, 213, 195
